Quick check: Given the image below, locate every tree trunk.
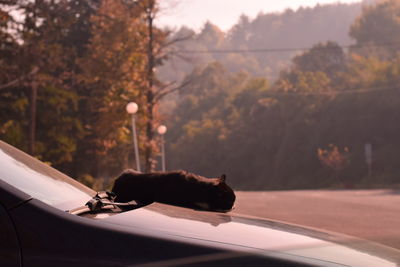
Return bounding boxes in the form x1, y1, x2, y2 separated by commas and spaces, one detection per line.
28, 82, 38, 155
145, 6, 155, 172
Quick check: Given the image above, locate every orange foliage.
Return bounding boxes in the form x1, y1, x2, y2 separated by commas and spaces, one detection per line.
317, 144, 350, 171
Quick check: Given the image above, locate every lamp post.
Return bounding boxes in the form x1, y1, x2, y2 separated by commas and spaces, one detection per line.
126, 102, 141, 172
157, 125, 167, 172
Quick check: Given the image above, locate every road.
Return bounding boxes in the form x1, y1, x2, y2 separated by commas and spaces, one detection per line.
232, 190, 400, 250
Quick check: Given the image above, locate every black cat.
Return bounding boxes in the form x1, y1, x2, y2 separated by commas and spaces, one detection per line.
112, 169, 236, 212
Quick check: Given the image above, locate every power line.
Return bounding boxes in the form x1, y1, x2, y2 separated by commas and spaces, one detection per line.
174, 42, 400, 54
265, 84, 399, 96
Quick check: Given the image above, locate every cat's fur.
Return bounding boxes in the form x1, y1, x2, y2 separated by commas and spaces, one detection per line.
112, 169, 236, 212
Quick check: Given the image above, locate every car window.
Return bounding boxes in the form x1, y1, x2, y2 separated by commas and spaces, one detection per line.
0, 141, 94, 208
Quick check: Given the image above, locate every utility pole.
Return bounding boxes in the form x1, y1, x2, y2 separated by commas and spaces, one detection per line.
144, 0, 156, 172
136, 0, 191, 172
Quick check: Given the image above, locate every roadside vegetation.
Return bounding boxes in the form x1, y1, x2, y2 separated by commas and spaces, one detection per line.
1, 0, 400, 190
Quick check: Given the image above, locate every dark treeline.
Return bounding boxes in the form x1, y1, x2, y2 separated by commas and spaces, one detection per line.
2, 0, 400, 190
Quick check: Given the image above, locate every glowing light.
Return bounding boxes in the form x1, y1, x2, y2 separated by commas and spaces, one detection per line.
157, 125, 167, 135
126, 102, 138, 114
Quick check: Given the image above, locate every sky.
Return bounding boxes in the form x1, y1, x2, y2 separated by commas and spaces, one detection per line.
157, 0, 362, 32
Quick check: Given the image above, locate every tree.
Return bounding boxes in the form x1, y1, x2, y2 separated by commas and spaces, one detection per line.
0, 0, 101, 174
350, 0, 400, 58
227, 14, 251, 48
275, 70, 332, 93
76, 0, 148, 177
0, 2, 21, 87
292, 41, 346, 81
0, 2, 27, 149
133, 0, 194, 172
196, 22, 225, 50
318, 145, 350, 172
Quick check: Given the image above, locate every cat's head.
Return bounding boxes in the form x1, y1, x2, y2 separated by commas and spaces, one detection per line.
207, 174, 236, 212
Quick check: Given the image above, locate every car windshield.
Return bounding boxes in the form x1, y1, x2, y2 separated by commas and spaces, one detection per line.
0, 141, 94, 209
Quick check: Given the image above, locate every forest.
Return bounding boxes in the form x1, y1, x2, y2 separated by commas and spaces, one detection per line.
159, 0, 364, 82
1, 0, 400, 190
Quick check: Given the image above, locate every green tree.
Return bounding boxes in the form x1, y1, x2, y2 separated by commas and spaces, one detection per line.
292, 41, 346, 81
1, 0, 91, 164
0, 3, 27, 149
350, 0, 400, 58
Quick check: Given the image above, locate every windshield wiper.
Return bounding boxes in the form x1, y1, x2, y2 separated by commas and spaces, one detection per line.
67, 191, 146, 215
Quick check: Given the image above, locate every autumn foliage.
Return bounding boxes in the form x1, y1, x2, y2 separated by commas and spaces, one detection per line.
2, 0, 400, 189
317, 145, 350, 172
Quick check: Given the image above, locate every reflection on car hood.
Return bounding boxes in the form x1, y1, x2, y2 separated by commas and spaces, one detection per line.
99, 203, 400, 266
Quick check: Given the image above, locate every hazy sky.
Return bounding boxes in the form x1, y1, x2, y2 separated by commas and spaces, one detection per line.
158, 0, 362, 31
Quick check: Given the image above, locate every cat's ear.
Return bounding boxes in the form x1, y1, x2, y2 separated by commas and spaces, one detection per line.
219, 174, 226, 182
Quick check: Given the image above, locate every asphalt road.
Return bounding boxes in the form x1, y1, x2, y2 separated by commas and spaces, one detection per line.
232, 190, 400, 250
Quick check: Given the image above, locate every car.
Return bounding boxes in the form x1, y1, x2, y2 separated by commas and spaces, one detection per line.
1, 139, 399, 267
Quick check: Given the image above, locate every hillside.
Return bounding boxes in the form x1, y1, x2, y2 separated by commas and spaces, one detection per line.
159, 1, 365, 83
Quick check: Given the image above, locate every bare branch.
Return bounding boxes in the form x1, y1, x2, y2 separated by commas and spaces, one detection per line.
0, 66, 39, 90
163, 33, 194, 48
153, 80, 176, 98
152, 33, 194, 59
153, 79, 192, 103
169, 50, 196, 63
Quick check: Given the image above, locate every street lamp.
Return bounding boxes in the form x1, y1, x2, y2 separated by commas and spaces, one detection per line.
157, 125, 167, 172
126, 102, 140, 172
